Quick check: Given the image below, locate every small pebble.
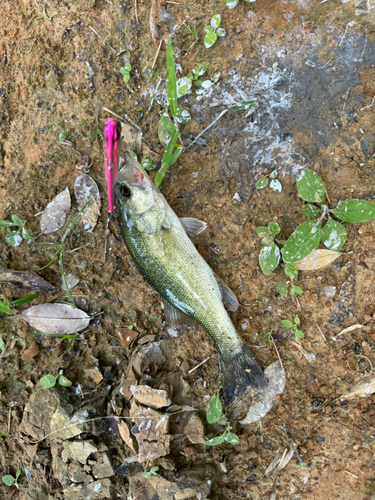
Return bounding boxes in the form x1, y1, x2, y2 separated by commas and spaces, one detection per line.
322, 286, 336, 299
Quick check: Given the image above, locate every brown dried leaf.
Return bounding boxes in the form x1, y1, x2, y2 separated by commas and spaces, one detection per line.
40, 187, 71, 234
16, 303, 90, 335
337, 324, 365, 336
295, 249, 342, 271
117, 327, 139, 348
117, 419, 136, 452
0, 266, 54, 292
21, 343, 40, 361
74, 173, 101, 233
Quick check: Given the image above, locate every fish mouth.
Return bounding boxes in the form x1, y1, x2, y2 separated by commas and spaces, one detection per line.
103, 119, 121, 212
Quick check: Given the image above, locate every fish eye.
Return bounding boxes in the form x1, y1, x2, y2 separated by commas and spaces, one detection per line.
119, 185, 131, 198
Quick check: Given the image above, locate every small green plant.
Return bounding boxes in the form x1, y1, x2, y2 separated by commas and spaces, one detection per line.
255, 170, 282, 193
183, 22, 199, 41
204, 15, 226, 49
142, 466, 159, 479
226, 0, 256, 9
243, 328, 274, 347
126, 322, 137, 330
277, 283, 303, 296
141, 156, 156, 170
39, 370, 72, 388
0, 215, 32, 247
205, 393, 239, 446
281, 316, 304, 340
2, 470, 21, 489
256, 222, 281, 275
120, 63, 132, 84
257, 168, 375, 275
35, 201, 89, 307
0, 294, 39, 316
0, 333, 5, 352
55, 121, 68, 142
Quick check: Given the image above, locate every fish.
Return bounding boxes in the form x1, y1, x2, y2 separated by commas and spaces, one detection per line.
104, 119, 266, 402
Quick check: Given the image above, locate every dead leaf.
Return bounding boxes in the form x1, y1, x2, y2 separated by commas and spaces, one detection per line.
74, 173, 101, 233
40, 187, 71, 234
121, 123, 142, 153
295, 249, 342, 271
341, 376, 375, 399
0, 266, 54, 292
117, 419, 136, 452
117, 327, 139, 348
265, 448, 284, 475
60, 273, 79, 290
337, 324, 365, 336
16, 303, 90, 335
21, 343, 40, 361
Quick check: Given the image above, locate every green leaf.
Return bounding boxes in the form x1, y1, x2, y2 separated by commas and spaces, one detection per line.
11, 215, 25, 226
123, 73, 130, 84
204, 25, 215, 33
284, 262, 298, 278
225, 431, 239, 444
177, 76, 192, 98
321, 219, 346, 251
154, 130, 181, 188
150, 466, 159, 475
281, 220, 321, 263
294, 286, 303, 295
206, 393, 222, 424
211, 72, 221, 83
0, 333, 5, 352
142, 472, 151, 478
21, 228, 33, 240
15, 470, 21, 481
166, 38, 178, 118
301, 204, 321, 218
281, 320, 293, 328
294, 316, 300, 325
226, 0, 239, 9
0, 220, 16, 228
270, 179, 282, 193
277, 284, 288, 296
192, 62, 207, 79
270, 170, 278, 179
128, 151, 137, 158
158, 113, 177, 147
259, 243, 280, 275
39, 375, 57, 388
268, 222, 280, 236
255, 177, 268, 189
6, 230, 22, 247
231, 100, 255, 110
296, 169, 326, 204
331, 199, 375, 223
10, 293, 39, 307
211, 14, 221, 29
2, 475, 16, 487
216, 28, 226, 37
205, 434, 226, 446
124, 63, 131, 71
294, 329, 304, 339
0, 301, 10, 315
58, 375, 72, 387
204, 31, 217, 49
141, 157, 156, 170
175, 108, 191, 124
256, 226, 270, 238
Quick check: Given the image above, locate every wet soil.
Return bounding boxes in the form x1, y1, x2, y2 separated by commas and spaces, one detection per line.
1, 0, 375, 499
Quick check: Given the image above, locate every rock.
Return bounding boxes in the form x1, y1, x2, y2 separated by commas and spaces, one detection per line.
130, 401, 170, 462
175, 488, 197, 500
20, 387, 89, 442
240, 361, 287, 425
67, 460, 92, 483
132, 342, 166, 376
130, 385, 171, 409
61, 440, 98, 464
322, 285, 336, 298
91, 451, 114, 479
63, 478, 112, 500
60, 273, 79, 290
129, 474, 180, 500
184, 414, 206, 445
85, 356, 103, 384
119, 377, 138, 399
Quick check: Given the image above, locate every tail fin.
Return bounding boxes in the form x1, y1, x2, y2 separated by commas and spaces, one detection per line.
218, 342, 267, 403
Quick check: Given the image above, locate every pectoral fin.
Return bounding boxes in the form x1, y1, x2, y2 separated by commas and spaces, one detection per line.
162, 298, 198, 328
213, 272, 239, 312
179, 217, 207, 237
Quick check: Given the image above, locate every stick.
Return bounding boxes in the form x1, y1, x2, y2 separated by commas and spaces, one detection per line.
89, 26, 116, 54
103, 107, 141, 131
152, 39, 163, 70
135, 0, 138, 22
185, 109, 228, 151
188, 357, 210, 374
272, 337, 283, 368
316, 324, 326, 341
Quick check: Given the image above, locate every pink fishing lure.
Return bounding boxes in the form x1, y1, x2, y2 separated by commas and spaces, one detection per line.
103, 119, 121, 212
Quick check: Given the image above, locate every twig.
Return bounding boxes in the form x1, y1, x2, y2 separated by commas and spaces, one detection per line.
342, 87, 350, 111
239, 273, 246, 293
344, 471, 358, 479
354, 354, 374, 372
134, 0, 138, 22
89, 26, 116, 54
339, 24, 349, 47
316, 324, 326, 341
152, 39, 163, 70
272, 337, 283, 368
188, 357, 210, 373
319, 56, 333, 70
8, 408, 11, 434
360, 96, 375, 111
103, 107, 141, 131
150, 0, 158, 46
185, 109, 228, 151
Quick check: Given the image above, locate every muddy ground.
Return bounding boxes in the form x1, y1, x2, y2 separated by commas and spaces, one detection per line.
1, 0, 375, 499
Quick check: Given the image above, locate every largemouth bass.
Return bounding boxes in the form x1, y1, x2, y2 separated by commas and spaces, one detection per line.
104, 119, 266, 402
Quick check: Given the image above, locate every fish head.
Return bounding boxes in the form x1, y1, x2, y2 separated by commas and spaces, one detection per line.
115, 155, 167, 233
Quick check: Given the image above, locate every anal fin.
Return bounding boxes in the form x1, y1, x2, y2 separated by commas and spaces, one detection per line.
179, 217, 207, 237
213, 272, 239, 312
162, 298, 198, 328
